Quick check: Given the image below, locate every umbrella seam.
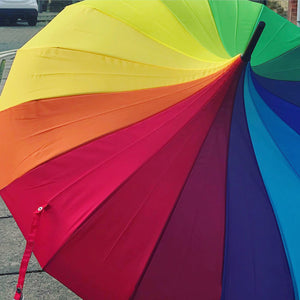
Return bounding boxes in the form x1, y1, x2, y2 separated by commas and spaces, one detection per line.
41, 60, 241, 272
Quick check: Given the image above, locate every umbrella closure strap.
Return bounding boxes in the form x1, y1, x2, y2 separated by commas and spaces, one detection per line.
14, 204, 48, 300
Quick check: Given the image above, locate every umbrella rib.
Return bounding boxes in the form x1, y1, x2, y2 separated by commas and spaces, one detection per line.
42, 64, 240, 271
43, 93, 213, 271
248, 80, 300, 180
86, 4, 224, 64
18, 45, 228, 72
23, 68, 230, 138
102, 130, 195, 263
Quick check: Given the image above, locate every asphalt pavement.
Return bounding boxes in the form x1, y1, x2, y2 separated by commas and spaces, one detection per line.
0, 25, 43, 52
0, 12, 57, 52
0, 12, 82, 300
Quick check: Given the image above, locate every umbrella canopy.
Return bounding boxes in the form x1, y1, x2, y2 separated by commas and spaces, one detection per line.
0, 0, 300, 299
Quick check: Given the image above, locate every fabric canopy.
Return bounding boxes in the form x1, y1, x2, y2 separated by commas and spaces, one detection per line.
0, 1, 299, 299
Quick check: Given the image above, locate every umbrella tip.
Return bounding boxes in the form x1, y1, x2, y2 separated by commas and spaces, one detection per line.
241, 21, 266, 63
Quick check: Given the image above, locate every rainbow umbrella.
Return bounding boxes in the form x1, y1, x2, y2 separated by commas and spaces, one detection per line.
0, 0, 299, 299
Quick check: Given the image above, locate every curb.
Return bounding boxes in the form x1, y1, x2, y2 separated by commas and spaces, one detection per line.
0, 51, 16, 94
37, 13, 58, 23
0, 50, 17, 59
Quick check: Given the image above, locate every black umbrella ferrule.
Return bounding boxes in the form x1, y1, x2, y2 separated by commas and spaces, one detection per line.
241, 21, 266, 62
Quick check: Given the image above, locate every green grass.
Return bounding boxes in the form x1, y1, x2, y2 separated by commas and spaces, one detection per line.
0, 59, 6, 84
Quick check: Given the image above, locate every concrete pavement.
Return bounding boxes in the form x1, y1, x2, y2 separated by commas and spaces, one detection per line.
0, 195, 81, 299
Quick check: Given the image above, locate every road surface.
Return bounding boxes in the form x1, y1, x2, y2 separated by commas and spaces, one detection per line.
0, 22, 45, 52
